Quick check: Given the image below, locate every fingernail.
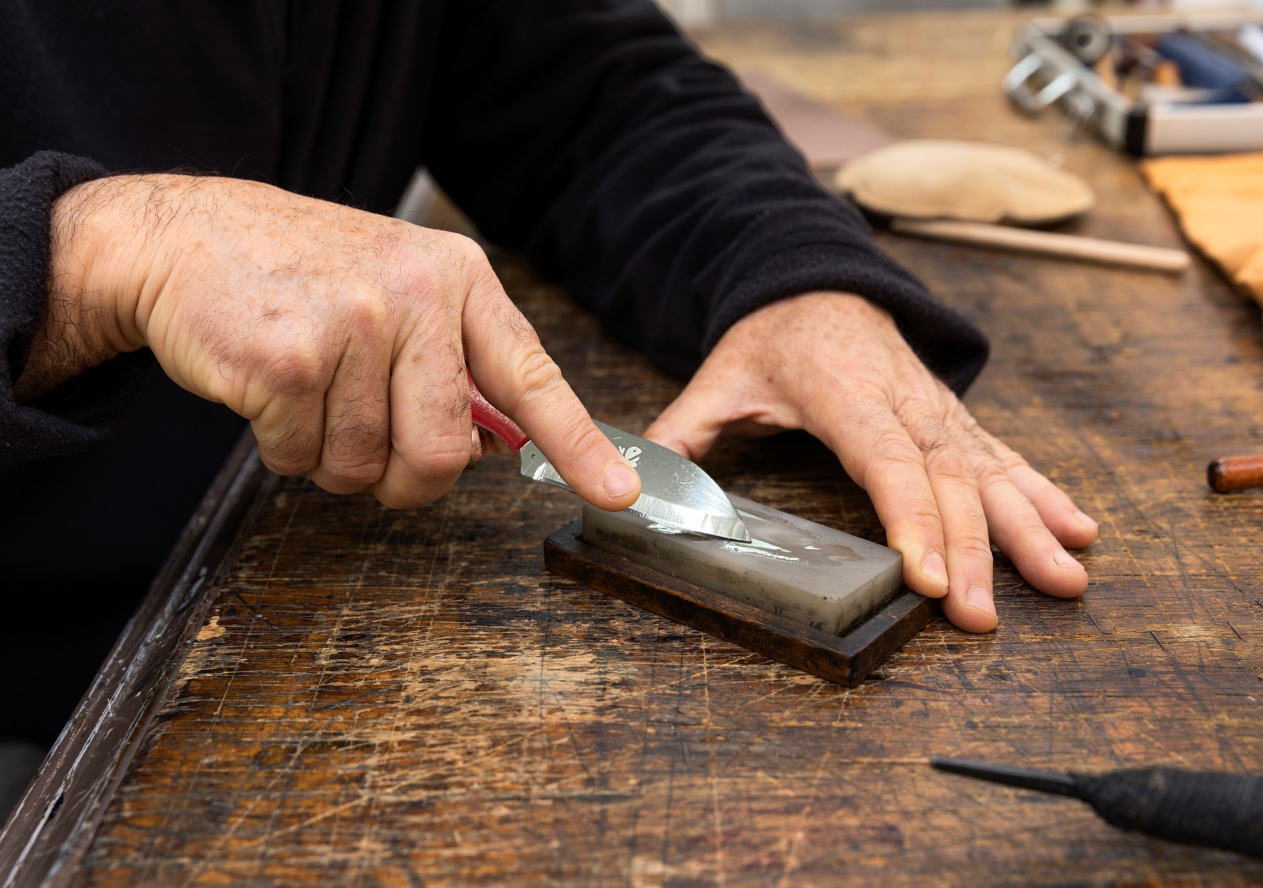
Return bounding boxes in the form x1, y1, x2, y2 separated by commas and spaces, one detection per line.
1074, 509, 1096, 526
966, 585, 996, 616
1053, 549, 1081, 570
603, 463, 639, 500
922, 551, 948, 589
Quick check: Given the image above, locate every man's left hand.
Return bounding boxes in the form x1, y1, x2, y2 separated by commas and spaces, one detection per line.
644, 292, 1099, 634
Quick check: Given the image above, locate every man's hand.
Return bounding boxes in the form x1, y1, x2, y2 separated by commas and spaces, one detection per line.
644, 292, 1098, 633
16, 175, 641, 511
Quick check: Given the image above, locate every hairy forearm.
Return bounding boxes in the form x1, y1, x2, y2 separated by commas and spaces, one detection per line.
14, 175, 179, 403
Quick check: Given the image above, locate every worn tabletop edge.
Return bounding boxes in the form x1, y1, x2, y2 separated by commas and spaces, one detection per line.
544, 520, 937, 687
0, 431, 277, 888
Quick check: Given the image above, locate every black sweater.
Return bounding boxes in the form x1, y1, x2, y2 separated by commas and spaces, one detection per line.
0, 0, 987, 596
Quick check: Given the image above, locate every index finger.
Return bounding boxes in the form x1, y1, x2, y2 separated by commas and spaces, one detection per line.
461, 270, 640, 511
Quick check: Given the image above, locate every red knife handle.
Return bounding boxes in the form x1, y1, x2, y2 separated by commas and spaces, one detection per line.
467, 371, 530, 452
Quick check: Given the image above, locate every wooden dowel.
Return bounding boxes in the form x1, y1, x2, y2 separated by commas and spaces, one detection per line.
1208, 455, 1263, 493
890, 218, 1190, 273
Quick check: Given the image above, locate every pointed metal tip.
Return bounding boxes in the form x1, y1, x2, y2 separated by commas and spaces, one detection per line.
931, 756, 1080, 797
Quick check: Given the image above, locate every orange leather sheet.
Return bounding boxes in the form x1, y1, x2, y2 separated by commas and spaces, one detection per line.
1142, 153, 1263, 307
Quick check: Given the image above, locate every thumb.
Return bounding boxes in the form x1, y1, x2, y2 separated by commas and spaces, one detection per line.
643, 377, 732, 462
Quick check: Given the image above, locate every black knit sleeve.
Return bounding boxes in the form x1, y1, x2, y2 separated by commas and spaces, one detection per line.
420, 0, 988, 389
0, 151, 150, 469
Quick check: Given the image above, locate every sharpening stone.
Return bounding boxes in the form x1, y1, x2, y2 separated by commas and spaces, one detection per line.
581, 496, 903, 635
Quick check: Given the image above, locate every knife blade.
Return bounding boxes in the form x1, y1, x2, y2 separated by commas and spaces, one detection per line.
468, 374, 750, 543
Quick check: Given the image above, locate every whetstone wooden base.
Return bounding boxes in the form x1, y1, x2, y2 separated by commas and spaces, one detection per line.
544, 520, 938, 686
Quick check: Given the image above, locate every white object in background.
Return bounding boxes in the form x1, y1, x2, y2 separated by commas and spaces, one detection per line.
1147, 103, 1263, 155
655, 0, 720, 27
1241, 24, 1263, 63
394, 167, 438, 225
1172, 0, 1263, 7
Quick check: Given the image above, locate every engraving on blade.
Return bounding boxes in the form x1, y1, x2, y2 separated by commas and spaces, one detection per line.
518, 422, 751, 542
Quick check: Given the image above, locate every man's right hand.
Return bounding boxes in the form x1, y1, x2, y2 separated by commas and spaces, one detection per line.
16, 175, 642, 512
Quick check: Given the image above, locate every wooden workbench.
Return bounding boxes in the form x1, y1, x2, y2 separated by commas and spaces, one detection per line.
5, 10, 1263, 886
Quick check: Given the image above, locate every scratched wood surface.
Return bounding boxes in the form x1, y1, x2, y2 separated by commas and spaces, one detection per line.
76, 11, 1263, 886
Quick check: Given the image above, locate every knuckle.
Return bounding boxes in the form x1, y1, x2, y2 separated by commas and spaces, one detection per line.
912, 423, 953, 457
376, 486, 426, 510
954, 537, 995, 562
511, 347, 564, 403
260, 452, 315, 477
1002, 450, 1036, 474
1013, 513, 1052, 540
258, 345, 325, 398
324, 465, 385, 491
902, 505, 945, 531
401, 258, 440, 297
429, 445, 472, 481
858, 429, 924, 480
923, 451, 972, 485
339, 287, 391, 337
962, 430, 998, 463
972, 461, 1010, 490
322, 446, 389, 488
373, 445, 467, 510
444, 232, 488, 269
403, 436, 471, 484
561, 417, 612, 461
862, 453, 925, 491
410, 231, 486, 286
326, 403, 389, 457
887, 381, 942, 420
870, 426, 921, 458
257, 428, 320, 476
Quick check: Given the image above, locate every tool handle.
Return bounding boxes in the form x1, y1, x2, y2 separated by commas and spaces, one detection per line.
467, 372, 530, 452
1078, 768, 1263, 860
890, 218, 1190, 274
1207, 455, 1263, 493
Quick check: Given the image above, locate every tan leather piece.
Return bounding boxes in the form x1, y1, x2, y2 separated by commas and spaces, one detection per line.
1142, 153, 1263, 307
835, 140, 1095, 225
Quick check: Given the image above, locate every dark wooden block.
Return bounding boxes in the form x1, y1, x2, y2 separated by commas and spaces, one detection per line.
544, 520, 938, 686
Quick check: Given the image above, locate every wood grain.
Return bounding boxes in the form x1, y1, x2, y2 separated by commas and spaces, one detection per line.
0, 435, 277, 888
54, 11, 1263, 887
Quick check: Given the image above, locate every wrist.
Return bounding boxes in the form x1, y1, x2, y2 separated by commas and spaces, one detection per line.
15, 174, 176, 401
724, 291, 894, 354
52, 175, 175, 351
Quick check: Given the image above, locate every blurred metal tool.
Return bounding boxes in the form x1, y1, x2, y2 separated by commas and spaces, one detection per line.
1004, 51, 1082, 116
931, 756, 1263, 860
1006, 15, 1112, 120
1058, 14, 1113, 65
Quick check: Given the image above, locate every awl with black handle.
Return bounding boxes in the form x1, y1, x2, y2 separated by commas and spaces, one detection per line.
465, 373, 751, 543
932, 756, 1263, 859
